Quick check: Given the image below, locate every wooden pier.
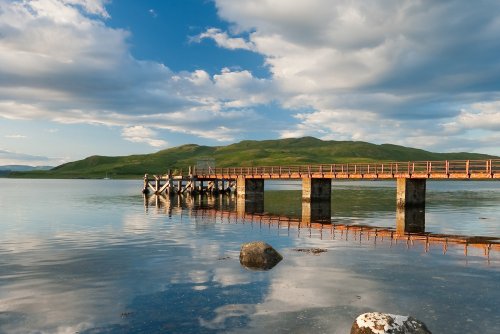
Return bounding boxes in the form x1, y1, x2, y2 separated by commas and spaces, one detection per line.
143, 166, 236, 196
143, 159, 499, 204
142, 159, 499, 236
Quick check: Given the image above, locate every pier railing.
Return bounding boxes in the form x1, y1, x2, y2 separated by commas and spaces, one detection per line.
192, 159, 500, 179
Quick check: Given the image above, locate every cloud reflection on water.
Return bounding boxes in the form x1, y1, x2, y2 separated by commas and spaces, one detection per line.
0, 180, 499, 333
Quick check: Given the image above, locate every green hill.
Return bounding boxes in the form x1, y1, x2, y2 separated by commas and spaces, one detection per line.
10, 137, 498, 179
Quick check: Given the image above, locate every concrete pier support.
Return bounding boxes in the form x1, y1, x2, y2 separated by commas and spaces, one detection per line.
302, 201, 331, 225
302, 178, 331, 202
396, 178, 426, 208
396, 207, 425, 234
236, 177, 264, 199
236, 177, 264, 218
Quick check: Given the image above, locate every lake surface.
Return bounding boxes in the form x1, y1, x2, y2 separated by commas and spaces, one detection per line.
0, 179, 499, 333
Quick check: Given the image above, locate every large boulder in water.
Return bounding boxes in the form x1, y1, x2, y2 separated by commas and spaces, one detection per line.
239, 241, 283, 270
351, 312, 431, 334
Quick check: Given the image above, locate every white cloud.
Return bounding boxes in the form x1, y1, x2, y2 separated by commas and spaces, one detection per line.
193, 28, 255, 51
4, 134, 27, 139
0, 0, 276, 147
206, 0, 500, 153
1, 0, 499, 157
121, 126, 167, 148
0, 149, 62, 166
280, 109, 376, 141
63, 0, 110, 18
148, 9, 157, 18
450, 101, 500, 131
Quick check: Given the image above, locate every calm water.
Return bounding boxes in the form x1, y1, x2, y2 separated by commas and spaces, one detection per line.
0, 179, 499, 333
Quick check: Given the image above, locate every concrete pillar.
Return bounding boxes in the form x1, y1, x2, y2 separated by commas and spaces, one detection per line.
396, 207, 425, 234
236, 197, 264, 218
302, 201, 331, 225
236, 177, 264, 199
302, 178, 331, 202
396, 178, 426, 208
236, 177, 264, 218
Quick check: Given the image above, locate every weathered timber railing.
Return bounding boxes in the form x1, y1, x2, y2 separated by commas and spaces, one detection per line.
192, 159, 500, 179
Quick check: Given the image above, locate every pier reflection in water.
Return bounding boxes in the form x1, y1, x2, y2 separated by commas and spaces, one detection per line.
302, 200, 331, 224
396, 206, 425, 234
144, 193, 499, 260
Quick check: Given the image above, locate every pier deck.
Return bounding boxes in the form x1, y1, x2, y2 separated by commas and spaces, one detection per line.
143, 159, 499, 196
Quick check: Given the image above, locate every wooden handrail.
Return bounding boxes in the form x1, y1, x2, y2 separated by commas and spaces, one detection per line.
146, 159, 499, 181
189, 159, 500, 178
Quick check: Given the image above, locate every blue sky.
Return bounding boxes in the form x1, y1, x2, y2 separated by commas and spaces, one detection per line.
1, 0, 499, 166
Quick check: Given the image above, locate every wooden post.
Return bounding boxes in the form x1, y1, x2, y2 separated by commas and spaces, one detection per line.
142, 174, 149, 194
154, 175, 160, 194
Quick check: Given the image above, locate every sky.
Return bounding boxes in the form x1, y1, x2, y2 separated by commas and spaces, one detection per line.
0, 0, 499, 166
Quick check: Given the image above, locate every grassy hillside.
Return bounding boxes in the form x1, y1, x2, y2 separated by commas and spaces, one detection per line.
10, 137, 498, 179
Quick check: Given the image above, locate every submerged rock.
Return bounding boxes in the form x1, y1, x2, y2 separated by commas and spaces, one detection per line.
351, 312, 431, 334
239, 241, 283, 270
294, 248, 327, 255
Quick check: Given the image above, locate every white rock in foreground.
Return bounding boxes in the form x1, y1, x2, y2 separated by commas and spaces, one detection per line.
351, 312, 431, 334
